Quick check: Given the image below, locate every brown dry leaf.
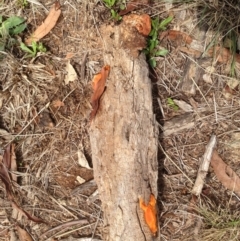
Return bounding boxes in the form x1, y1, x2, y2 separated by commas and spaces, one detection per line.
90, 65, 110, 121
51, 99, 64, 108
160, 30, 240, 64
65, 52, 75, 60
119, 0, 149, 16
159, 30, 193, 45
65, 60, 78, 85
211, 150, 240, 196
16, 225, 33, 241
25, 1, 61, 45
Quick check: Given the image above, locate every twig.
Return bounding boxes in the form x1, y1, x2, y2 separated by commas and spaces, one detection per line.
81, 52, 88, 84
40, 219, 88, 239
192, 135, 217, 196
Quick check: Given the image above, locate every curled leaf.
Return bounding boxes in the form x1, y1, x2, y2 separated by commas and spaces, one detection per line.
139, 194, 157, 236
90, 65, 110, 121
211, 150, 240, 196
25, 1, 61, 45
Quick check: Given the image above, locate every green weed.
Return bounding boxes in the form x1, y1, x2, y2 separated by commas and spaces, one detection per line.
145, 16, 173, 68
167, 98, 179, 111
17, 0, 29, 8
0, 15, 27, 51
103, 0, 124, 21
20, 41, 47, 57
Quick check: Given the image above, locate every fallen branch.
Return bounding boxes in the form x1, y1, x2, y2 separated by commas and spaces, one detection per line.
192, 135, 217, 196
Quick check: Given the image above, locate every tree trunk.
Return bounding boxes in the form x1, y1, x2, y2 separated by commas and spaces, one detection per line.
89, 23, 159, 241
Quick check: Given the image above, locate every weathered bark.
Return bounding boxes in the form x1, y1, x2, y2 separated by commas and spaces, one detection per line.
89, 23, 159, 241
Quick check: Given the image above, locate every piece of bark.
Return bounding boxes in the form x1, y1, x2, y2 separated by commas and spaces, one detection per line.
192, 135, 217, 196
163, 113, 195, 137
89, 23, 159, 241
71, 180, 97, 196
180, 58, 201, 96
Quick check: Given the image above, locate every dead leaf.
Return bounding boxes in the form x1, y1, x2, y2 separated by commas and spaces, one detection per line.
222, 78, 239, 99
76, 176, 86, 184
119, 0, 149, 16
65, 60, 78, 85
211, 150, 240, 196
139, 194, 157, 236
25, 1, 61, 45
159, 30, 193, 45
16, 225, 33, 241
90, 65, 110, 121
160, 30, 240, 64
65, 52, 75, 60
173, 99, 193, 112
77, 150, 91, 169
51, 99, 64, 108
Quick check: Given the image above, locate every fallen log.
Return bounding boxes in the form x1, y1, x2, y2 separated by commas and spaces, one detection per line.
89, 17, 159, 241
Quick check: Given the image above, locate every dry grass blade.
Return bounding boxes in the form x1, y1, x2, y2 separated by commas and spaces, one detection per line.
211, 150, 240, 196
40, 219, 88, 239
25, 1, 61, 45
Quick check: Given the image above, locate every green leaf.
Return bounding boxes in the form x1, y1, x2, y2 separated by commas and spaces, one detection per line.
10, 22, 27, 35
20, 42, 34, 55
38, 42, 47, 52
149, 39, 156, 52
0, 16, 2, 24
151, 17, 159, 30
4, 16, 25, 30
155, 49, 168, 56
120, 4, 125, 10
159, 16, 173, 30
167, 98, 179, 111
149, 58, 156, 68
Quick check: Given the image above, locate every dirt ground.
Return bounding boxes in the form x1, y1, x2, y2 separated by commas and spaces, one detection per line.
1, 0, 240, 240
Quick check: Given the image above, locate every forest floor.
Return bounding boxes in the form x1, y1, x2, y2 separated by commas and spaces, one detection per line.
1, 0, 240, 240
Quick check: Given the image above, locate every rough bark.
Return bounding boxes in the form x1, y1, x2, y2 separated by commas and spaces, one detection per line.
89, 23, 159, 241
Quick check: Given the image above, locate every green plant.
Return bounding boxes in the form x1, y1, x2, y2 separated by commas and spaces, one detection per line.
20, 41, 47, 57
103, 0, 123, 21
0, 16, 27, 51
167, 98, 179, 111
145, 16, 173, 68
17, 0, 29, 8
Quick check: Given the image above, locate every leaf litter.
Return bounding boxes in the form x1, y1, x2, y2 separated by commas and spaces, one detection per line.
2, 0, 240, 240
0, 144, 45, 224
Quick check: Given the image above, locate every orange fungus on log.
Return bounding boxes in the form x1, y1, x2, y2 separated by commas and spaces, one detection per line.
139, 194, 157, 235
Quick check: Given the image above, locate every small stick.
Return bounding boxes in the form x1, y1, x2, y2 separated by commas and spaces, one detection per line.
192, 134, 217, 196
81, 52, 88, 84
40, 219, 88, 239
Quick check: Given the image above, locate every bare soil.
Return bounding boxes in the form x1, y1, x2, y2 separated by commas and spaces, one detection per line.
1, 1, 240, 241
